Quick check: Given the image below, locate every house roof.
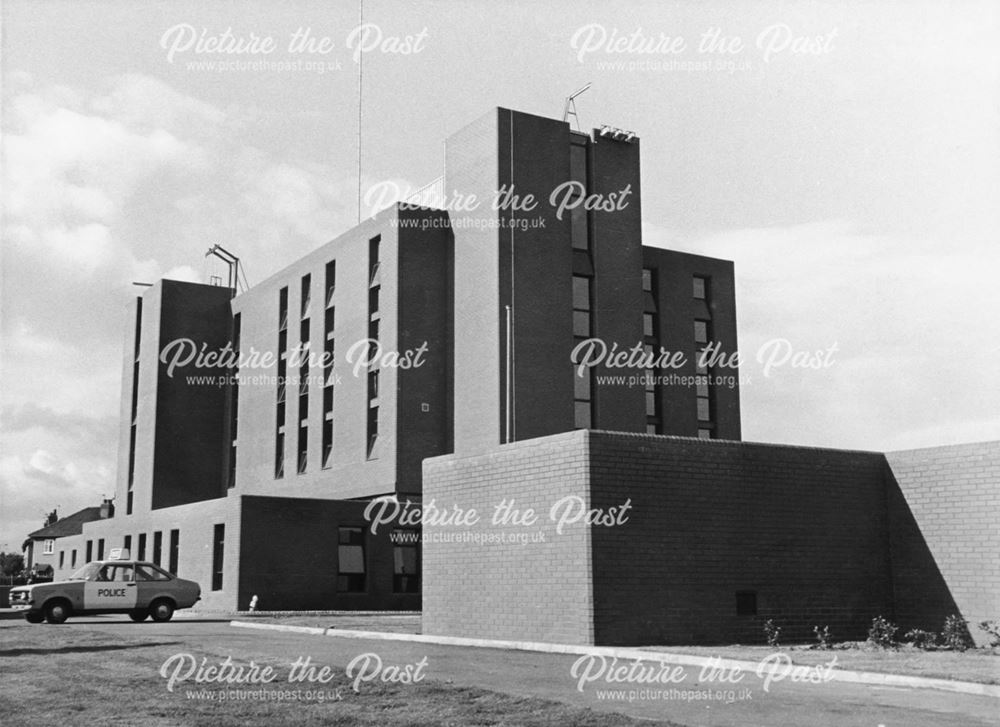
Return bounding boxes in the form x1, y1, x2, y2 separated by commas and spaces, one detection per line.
26, 506, 104, 539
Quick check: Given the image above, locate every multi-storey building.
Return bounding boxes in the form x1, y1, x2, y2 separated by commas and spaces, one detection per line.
41, 106, 741, 612
31, 106, 993, 645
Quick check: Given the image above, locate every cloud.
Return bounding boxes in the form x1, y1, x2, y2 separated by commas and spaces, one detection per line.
1, 72, 358, 546
644, 219, 1000, 451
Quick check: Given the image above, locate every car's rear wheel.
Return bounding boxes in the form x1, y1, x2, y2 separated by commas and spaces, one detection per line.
128, 609, 149, 622
149, 599, 174, 622
44, 600, 70, 624
25, 612, 44, 624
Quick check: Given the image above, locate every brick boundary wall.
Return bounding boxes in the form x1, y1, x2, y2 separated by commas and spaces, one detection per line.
588, 432, 892, 645
422, 431, 999, 647
422, 431, 594, 644
885, 441, 1000, 646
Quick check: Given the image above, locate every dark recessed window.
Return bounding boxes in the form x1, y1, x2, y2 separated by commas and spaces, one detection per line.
693, 276, 708, 300
338, 527, 366, 592
736, 591, 757, 615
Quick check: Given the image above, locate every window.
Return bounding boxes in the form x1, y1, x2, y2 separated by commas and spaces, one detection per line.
698, 428, 713, 440
123, 535, 132, 557
694, 320, 709, 345
152, 531, 162, 566
643, 312, 655, 338
693, 275, 708, 300
322, 418, 334, 469
71, 550, 77, 568
169, 529, 180, 574
572, 274, 594, 429
392, 530, 420, 593
276, 287, 289, 479
300, 273, 312, 318
642, 268, 653, 292
136, 563, 171, 581
325, 260, 336, 307
275, 430, 285, 478
97, 539, 105, 560
367, 406, 379, 459
297, 425, 308, 474
736, 591, 757, 616
86, 540, 93, 562
337, 527, 366, 592
369, 236, 381, 285
697, 397, 711, 422
137, 533, 146, 561
127, 296, 141, 515
569, 141, 589, 250
43, 539, 54, 554
59, 551, 64, 568
212, 524, 225, 591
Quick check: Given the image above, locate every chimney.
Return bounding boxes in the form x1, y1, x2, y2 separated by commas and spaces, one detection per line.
45, 509, 58, 526
100, 499, 115, 519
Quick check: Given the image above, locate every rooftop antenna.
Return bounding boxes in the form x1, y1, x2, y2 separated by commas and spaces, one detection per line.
562, 82, 592, 132
204, 244, 249, 298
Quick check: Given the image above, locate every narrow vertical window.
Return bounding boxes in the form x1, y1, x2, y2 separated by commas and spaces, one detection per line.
127, 296, 142, 514
337, 527, 366, 592
169, 529, 180, 574
366, 237, 381, 459
275, 287, 289, 478
323, 263, 336, 469
392, 530, 420, 593
572, 275, 593, 428
137, 534, 146, 561
152, 531, 162, 566
97, 539, 105, 560
212, 524, 225, 591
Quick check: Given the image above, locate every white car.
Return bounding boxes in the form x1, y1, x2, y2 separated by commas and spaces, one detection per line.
10, 560, 201, 624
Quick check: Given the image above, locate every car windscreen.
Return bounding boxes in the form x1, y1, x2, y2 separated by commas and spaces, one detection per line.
69, 562, 102, 581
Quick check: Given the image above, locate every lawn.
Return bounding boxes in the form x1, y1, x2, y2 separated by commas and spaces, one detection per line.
642, 643, 1000, 685
0, 622, 669, 727
227, 613, 1000, 686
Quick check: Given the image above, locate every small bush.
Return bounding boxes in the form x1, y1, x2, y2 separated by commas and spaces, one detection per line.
904, 629, 938, 650
978, 620, 1000, 648
941, 615, 973, 651
813, 625, 832, 650
867, 616, 898, 649
763, 619, 781, 648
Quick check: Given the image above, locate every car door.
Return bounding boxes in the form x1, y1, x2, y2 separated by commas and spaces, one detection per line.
83, 563, 138, 611
134, 562, 172, 607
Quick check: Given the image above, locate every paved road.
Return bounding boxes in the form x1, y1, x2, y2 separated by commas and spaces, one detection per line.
4, 617, 997, 726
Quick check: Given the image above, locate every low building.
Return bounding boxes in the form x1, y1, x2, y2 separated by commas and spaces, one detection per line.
22, 500, 114, 575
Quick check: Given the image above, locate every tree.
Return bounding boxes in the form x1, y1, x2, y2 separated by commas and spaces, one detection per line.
0, 551, 25, 576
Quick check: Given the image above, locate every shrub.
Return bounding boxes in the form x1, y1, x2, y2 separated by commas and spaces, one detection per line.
941, 615, 973, 651
813, 625, 832, 650
904, 629, 938, 650
978, 620, 1000, 648
763, 619, 781, 648
867, 616, 898, 649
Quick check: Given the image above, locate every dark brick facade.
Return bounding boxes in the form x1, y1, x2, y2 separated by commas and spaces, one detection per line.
423, 431, 998, 646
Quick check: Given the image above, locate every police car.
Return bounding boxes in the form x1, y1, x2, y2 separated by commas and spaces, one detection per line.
9, 553, 201, 624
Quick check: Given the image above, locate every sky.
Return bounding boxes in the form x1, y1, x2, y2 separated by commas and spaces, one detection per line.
2, 0, 998, 549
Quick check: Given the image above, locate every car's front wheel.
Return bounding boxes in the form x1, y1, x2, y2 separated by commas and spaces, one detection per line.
25, 612, 44, 624
128, 609, 148, 622
44, 600, 70, 624
149, 599, 174, 622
